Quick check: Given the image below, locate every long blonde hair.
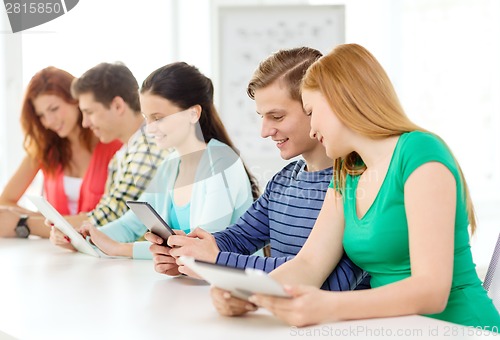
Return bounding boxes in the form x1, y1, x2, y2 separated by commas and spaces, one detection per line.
302, 43, 476, 233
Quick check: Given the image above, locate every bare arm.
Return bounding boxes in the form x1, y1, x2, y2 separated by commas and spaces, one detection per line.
27, 213, 89, 239
0, 156, 45, 237
0, 155, 39, 206
79, 223, 133, 257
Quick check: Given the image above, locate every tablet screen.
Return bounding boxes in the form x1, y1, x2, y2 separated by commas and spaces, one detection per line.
126, 200, 174, 245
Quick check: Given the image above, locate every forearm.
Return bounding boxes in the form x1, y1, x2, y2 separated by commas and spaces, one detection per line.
270, 235, 344, 288
28, 213, 87, 238
116, 242, 133, 258
26, 215, 50, 238
0, 198, 32, 213
325, 276, 449, 322
0, 198, 18, 206
270, 256, 328, 288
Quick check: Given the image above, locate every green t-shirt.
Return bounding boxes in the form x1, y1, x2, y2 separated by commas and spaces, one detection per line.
336, 131, 500, 329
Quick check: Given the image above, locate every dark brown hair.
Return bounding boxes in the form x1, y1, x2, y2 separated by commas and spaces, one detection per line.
141, 62, 260, 199
71, 62, 140, 113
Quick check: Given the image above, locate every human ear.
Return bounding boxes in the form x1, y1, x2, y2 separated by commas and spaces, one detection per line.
111, 96, 126, 114
189, 105, 202, 124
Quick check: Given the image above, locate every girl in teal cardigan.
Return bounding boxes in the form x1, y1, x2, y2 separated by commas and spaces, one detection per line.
51, 62, 258, 259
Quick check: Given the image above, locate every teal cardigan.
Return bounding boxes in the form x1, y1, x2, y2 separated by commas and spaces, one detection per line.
99, 139, 253, 259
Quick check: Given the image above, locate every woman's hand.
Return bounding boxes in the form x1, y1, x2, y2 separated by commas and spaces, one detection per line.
210, 287, 257, 316
49, 226, 76, 251
80, 222, 131, 257
249, 285, 334, 327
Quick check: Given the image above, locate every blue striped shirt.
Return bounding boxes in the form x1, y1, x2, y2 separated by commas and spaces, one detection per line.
214, 160, 368, 291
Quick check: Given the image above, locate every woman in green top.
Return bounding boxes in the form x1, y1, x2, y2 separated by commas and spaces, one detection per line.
227, 43, 500, 330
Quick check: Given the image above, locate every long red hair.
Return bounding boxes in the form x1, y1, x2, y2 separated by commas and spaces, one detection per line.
20, 67, 95, 175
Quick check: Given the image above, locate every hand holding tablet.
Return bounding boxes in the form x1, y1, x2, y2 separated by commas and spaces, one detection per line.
179, 256, 291, 300
28, 195, 100, 257
126, 200, 175, 246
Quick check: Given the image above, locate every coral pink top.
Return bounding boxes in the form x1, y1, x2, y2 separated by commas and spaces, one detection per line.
43, 140, 122, 215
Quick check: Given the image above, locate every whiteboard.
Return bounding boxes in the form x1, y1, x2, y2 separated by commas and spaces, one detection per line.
215, 4, 345, 183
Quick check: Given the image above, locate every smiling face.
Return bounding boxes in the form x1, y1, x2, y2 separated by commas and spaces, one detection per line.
254, 82, 322, 160
32, 94, 80, 138
140, 92, 194, 150
302, 89, 352, 159
77, 92, 119, 143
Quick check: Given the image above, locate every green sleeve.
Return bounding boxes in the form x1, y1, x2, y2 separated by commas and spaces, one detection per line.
399, 132, 459, 185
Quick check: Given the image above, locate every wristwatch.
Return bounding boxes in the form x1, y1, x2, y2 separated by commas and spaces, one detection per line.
15, 215, 30, 238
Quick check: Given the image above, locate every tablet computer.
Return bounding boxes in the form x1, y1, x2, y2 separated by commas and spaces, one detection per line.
27, 195, 100, 257
125, 200, 175, 246
179, 256, 291, 300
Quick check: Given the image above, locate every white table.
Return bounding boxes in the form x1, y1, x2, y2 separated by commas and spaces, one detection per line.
0, 239, 495, 339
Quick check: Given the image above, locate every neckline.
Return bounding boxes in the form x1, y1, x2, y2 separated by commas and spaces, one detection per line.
353, 134, 404, 221
294, 159, 332, 179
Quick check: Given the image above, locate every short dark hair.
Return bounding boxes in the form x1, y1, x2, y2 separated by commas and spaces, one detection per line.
71, 62, 140, 112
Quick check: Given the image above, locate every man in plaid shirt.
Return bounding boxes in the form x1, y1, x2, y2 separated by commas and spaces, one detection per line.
69, 62, 168, 227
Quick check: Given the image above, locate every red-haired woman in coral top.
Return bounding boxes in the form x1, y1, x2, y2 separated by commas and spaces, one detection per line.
0, 67, 121, 238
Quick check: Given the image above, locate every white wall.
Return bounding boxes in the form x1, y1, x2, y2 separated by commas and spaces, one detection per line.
0, 8, 24, 189
19, 0, 175, 86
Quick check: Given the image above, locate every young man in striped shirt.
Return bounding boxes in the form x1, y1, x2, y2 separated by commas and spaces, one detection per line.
145, 48, 368, 295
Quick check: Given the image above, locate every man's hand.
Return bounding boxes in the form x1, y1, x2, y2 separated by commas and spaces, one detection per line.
168, 227, 220, 262
145, 230, 186, 276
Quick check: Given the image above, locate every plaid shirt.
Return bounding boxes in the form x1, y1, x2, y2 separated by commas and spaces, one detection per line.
88, 125, 168, 226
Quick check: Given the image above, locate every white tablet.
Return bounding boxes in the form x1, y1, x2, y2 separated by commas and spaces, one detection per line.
179, 256, 291, 300
27, 195, 100, 257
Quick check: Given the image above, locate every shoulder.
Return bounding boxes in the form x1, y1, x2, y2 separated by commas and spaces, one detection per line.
96, 140, 122, 152
204, 139, 241, 171
126, 127, 153, 151
123, 128, 167, 161
397, 131, 457, 182
399, 131, 447, 151
270, 160, 302, 183
207, 139, 239, 161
